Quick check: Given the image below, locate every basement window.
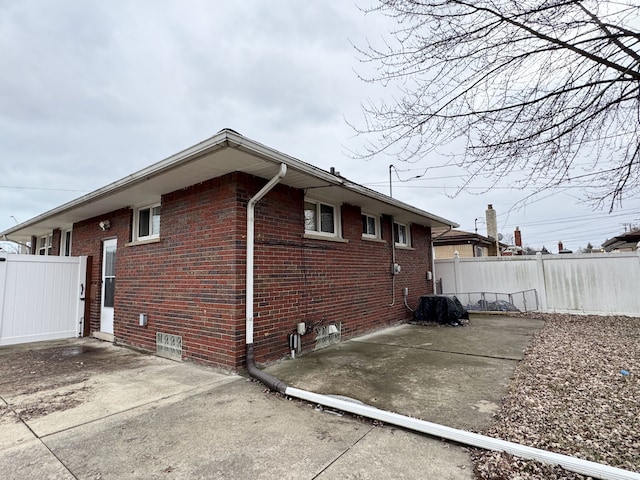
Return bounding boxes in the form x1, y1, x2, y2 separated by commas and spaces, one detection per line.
133, 204, 161, 241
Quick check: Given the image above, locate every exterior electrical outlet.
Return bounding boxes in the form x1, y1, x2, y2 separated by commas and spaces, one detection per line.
392, 263, 401, 275
139, 314, 147, 326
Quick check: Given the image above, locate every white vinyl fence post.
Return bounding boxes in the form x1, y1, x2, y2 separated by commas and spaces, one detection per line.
0, 253, 6, 335
536, 252, 549, 312
453, 251, 462, 295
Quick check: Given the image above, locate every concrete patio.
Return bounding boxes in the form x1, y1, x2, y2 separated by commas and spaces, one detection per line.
0, 314, 543, 479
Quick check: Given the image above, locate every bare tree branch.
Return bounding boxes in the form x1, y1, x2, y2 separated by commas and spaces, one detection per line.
353, 0, 640, 210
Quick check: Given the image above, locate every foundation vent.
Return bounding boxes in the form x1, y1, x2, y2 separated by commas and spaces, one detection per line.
315, 322, 341, 350
156, 332, 182, 361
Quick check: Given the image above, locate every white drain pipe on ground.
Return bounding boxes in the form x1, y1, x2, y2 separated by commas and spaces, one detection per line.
285, 387, 640, 480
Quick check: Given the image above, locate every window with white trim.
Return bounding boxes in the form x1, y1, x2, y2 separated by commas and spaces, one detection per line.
394, 222, 410, 247
361, 213, 379, 239
304, 199, 339, 237
38, 234, 53, 255
134, 204, 161, 241
61, 229, 72, 256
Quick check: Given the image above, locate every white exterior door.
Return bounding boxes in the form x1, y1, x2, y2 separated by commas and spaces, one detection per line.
100, 238, 117, 334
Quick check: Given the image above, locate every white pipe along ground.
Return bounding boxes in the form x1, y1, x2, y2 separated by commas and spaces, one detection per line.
285, 387, 640, 480
242, 162, 639, 480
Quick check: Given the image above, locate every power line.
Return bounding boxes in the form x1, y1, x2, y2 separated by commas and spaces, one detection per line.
0, 185, 87, 193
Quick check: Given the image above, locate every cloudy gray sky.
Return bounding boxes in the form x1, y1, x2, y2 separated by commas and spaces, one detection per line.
2, 0, 639, 252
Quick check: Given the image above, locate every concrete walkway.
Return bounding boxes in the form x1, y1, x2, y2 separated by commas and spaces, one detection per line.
0, 314, 543, 479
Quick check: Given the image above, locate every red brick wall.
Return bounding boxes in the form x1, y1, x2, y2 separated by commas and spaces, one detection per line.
246, 178, 434, 364
69, 172, 434, 371
114, 175, 244, 368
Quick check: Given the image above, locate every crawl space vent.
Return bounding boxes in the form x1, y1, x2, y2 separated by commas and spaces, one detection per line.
315, 322, 341, 350
156, 332, 182, 361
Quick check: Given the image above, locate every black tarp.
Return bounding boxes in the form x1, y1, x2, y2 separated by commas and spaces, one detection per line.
413, 295, 469, 326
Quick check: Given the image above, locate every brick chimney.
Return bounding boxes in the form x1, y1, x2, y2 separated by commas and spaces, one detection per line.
485, 204, 497, 239
558, 241, 564, 252
514, 227, 522, 247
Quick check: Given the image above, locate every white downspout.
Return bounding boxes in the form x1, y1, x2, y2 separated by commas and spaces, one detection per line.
246, 163, 287, 345
245, 163, 289, 393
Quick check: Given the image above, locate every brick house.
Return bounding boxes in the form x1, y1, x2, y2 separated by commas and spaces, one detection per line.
2, 130, 457, 370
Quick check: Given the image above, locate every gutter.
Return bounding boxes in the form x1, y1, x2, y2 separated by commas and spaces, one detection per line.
2, 129, 458, 239
229, 131, 458, 229
0, 134, 231, 238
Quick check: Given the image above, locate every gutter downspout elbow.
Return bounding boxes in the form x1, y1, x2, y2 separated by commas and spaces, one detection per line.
245, 163, 289, 393
246, 343, 288, 394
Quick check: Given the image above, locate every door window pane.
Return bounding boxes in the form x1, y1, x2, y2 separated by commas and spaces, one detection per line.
105, 246, 116, 277
104, 278, 115, 308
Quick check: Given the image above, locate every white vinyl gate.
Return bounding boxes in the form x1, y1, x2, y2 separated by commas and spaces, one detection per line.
0, 253, 88, 346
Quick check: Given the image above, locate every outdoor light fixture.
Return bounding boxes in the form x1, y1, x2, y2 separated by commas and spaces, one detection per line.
99, 220, 111, 231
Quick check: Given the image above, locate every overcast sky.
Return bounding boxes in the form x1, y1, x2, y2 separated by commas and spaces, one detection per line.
2, 0, 639, 253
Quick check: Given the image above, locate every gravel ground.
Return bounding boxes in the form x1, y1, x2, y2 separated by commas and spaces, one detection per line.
472, 313, 640, 479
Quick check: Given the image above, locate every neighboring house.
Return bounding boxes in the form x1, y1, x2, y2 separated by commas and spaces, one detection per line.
433, 229, 502, 258
1, 129, 457, 370
602, 229, 640, 252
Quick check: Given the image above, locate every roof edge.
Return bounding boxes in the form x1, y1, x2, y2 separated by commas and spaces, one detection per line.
2, 129, 458, 237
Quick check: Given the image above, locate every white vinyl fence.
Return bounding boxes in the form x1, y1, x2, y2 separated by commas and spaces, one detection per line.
0, 253, 88, 346
435, 251, 640, 317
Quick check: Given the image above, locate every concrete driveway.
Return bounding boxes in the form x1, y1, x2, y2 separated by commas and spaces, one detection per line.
0, 314, 543, 479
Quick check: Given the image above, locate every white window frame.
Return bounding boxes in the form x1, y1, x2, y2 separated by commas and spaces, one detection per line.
304, 199, 340, 237
133, 203, 161, 241
394, 222, 410, 247
61, 229, 72, 256
38, 234, 53, 256
361, 213, 380, 239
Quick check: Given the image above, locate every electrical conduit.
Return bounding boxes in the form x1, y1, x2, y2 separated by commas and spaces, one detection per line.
244, 164, 639, 479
